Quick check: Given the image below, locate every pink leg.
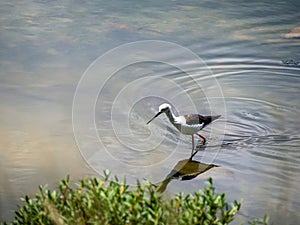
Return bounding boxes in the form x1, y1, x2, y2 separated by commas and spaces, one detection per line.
196, 133, 206, 145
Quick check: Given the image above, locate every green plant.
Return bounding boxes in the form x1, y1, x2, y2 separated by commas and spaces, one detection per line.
248, 215, 269, 225
165, 178, 241, 225
2, 171, 267, 225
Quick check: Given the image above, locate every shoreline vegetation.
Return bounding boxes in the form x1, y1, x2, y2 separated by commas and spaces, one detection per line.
2, 171, 269, 225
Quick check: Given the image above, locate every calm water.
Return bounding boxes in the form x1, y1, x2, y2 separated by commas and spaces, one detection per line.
1, 0, 300, 223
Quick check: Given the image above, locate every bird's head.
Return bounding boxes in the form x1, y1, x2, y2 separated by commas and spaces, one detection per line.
158, 103, 171, 113
147, 103, 171, 124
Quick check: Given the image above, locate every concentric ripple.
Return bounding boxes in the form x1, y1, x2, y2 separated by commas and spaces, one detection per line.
206, 57, 300, 183
72, 41, 226, 184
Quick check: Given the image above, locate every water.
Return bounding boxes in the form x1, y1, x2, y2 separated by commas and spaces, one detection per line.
1, 0, 299, 223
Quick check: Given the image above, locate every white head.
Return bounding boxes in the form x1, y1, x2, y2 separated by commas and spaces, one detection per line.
147, 103, 172, 124
158, 103, 171, 113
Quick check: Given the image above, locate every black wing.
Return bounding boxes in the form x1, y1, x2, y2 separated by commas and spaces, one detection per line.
185, 114, 221, 127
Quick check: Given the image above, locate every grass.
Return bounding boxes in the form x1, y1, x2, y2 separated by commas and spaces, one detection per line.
2, 170, 269, 225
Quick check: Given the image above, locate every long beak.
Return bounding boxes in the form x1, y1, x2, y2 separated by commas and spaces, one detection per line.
147, 111, 162, 124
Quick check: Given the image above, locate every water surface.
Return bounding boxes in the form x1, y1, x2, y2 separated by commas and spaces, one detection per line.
1, 0, 300, 224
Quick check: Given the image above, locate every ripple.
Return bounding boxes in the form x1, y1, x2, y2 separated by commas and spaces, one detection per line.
71, 41, 227, 184
200, 53, 300, 179
72, 40, 300, 192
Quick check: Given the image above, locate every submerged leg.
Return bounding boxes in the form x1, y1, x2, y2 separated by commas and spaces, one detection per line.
190, 150, 198, 159
190, 135, 200, 159
191, 135, 194, 157
196, 133, 206, 145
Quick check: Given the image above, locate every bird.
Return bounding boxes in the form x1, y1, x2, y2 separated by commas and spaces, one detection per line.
147, 103, 221, 157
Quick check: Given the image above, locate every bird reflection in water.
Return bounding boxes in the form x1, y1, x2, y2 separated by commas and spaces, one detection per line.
155, 158, 218, 193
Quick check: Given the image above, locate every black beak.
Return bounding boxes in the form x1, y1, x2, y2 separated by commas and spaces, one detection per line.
147, 111, 162, 124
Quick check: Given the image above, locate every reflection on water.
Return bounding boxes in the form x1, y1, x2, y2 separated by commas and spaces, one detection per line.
1, 0, 300, 224
155, 157, 218, 193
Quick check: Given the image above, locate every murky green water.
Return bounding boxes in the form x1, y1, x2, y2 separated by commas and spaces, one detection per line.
1, 0, 300, 223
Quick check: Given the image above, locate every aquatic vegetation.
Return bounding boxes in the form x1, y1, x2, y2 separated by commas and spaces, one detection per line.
3, 171, 268, 225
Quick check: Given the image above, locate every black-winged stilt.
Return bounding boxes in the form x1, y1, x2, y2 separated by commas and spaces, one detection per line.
147, 103, 220, 157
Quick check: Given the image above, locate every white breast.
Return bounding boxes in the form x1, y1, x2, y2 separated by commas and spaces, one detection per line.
180, 124, 204, 135
173, 116, 204, 135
